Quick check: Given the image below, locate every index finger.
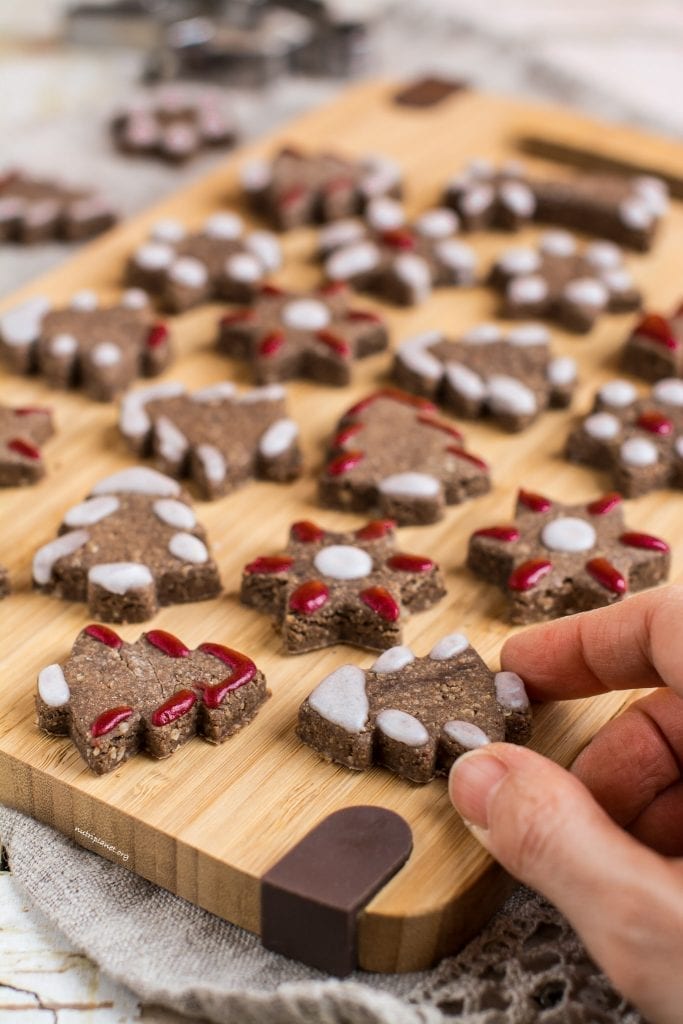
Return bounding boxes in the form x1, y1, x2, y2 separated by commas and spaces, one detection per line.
501, 585, 683, 701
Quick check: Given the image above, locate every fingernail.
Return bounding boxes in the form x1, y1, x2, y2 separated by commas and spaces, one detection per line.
449, 751, 509, 830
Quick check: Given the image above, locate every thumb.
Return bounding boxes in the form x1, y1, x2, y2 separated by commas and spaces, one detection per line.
449, 743, 683, 1024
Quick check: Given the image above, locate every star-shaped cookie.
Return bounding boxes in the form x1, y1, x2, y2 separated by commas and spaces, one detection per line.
0, 404, 54, 486
621, 306, 683, 383
0, 169, 117, 243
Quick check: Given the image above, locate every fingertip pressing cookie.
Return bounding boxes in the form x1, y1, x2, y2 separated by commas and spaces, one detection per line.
393, 322, 577, 432
37, 625, 267, 774
112, 88, 237, 163
298, 633, 531, 783
467, 488, 670, 623
0, 169, 117, 243
0, 404, 54, 486
621, 305, 683, 383
119, 380, 301, 499
318, 388, 490, 524
32, 467, 221, 622
241, 518, 446, 654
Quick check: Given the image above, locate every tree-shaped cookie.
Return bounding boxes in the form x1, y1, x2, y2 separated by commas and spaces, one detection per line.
119, 380, 301, 500
298, 633, 531, 783
566, 377, 683, 497
217, 283, 388, 386
240, 147, 402, 230
393, 322, 577, 432
318, 198, 477, 306
37, 625, 267, 775
33, 467, 221, 622
467, 488, 670, 623
489, 231, 641, 333
0, 169, 117, 243
241, 518, 446, 654
318, 389, 489, 524
0, 404, 54, 486
125, 211, 282, 312
621, 306, 683, 383
111, 88, 237, 163
0, 290, 171, 402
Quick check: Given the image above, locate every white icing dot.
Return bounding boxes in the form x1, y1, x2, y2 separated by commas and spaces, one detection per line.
584, 412, 621, 441
259, 417, 299, 458
435, 239, 476, 276
462, 323, 500, 345
308, 665, 368, 733
170, 256, 208, 289
376, 708, 429, 747
446, 362, 486, 401
498, 247, 541, 276
599, 379, 637, 408
676, 437, 683, 460
366, 197, 405, 232
415, 207, 459, 239
585, 240, 622, 270
64, 495, 119, 528
466, 157, 495, 178
240, 158, 271, 192
121, 288, 149, 310
155, 415, 188, 463
163, 124, 197, 153
547, 356, 577, 387
153, 498, 196, 530
196, 443, 226, 483
430, 632, 469, 660
540, 230, 576, 257
633, 176, 669, 216
506, 323, 550, 347
168, 532, 208, 564
151, 219, 186, 244
134, 242, 174, 271
88, 561, 153, 594
0, 296, 50, 346
487, 375, 537, 416
91, 341, 121, 368
500, 180, 535, 217
33, 530, 90, 585
619, 197, 653, 230
508, 275, 548, 305
244, 231, 281, 272
542, 516, 596, 553
620, 436, 658, 467
70, 289, 98, 311
494, 671, 530, 710
398, 334, 443, 381
326, 241, 380, 281
461, 183, 494, 216
26, 199, 59, 225
443, 720, 490, 749
50, 333, 78, 358
38, 664, 71, 708
92, 467, 180, 497
652, 378, 683, 407
359, 154, 401, 197
192, 382, 236, 403
204, 211, 243, 239
378, 472, 440, 498
563, 277, 608, 308
319, 219, 365, 252
314, 545, 372, 580
602, 269, 634, 293
282, 298, 331, 331
0, 196, 24, 220
394, 253, 431, 300
119, 382, 185, 439
239, 383, 286, 404
371, 646, 415, 673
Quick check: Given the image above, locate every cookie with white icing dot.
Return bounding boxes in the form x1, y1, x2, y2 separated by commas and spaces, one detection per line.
0, 169, 116, 244
0, 403, 54, 486
622, 305, 683, 384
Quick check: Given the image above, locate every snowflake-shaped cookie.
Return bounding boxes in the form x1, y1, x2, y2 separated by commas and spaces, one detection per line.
621, 306, 683, 383
467, 488, 670, 623
0, 289, 171, 402
33, 467, 221, 622
240, 147, 403, 230
318, 197, 477, 306
318, 388, 489, 524
489, 231, 641, 333
119, 380, 301, 500
0, 168, 117, 243
37, 625, 267, 775
298, 633, 531, 783
217, 283, 388, 386
241, 518, 446, 654
393, 322, 577, 432
125, 211, 281, 312
0, 404, 54, 486
566, 377, 683, 497
111, 87, 237, 163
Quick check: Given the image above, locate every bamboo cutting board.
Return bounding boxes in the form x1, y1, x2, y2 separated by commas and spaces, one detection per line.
1, 80, 683, 973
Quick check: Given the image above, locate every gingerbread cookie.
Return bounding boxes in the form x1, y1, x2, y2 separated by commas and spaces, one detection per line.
0, 169, 117, 243
217, 283, 388, 386
0, 290, 171, 402
298, 633, 531, 784
37, 625, 267, 775
241, 518, 446, 654
33, 467, 221, 622
566, 377, 683, 497
240, 147, 402, 231
621, 306, 683, 383
125, 211, 281, 312
444, 159, 668, 251
318, 198, 477, 306
489, 232, 641, 333
393, 322, 576, 432
467, 489, 669, 623
318, 389, 489, 524
111, 88, 237, 163
119, 380, 301, 500
0, 404, 54, 486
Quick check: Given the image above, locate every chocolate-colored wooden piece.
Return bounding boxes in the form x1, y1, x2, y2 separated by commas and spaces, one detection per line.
394, 76, 468, 108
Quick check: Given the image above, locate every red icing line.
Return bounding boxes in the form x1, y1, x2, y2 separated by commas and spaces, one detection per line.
446, 446, 488, 471
355, 519, 395, 541
360, 585, 400, 622
586, 557, 627, 594
634, 313, 678, 350
84, 624, 123, 649
260, 283, 286, 297
289, 580, 330, 615
146, 322, 169, 349
13, 406, 50, 416
259, 330, 286, 357
332, 423, 364, 448
345, 308, 383, 324
244, 554, 294, 574
387, 552, 434, 573
586, 492, 623, 515
417, 414, 463, 440
291, 520, 325, 543
473, 525, 520, 542
146, 630, 190, 658
91, 706, 133, 738
7, 438, 40, 460
326, 450, 364, 476
150, 689, 197, 728
619, 532, 670, 553
636, 410, 673, 435
280, 185, 307, 208
319, 281, 348, 297
381, 228, 416, 251
221, 309, 255, 326
345, 388, 436, 417
508, 559, 553, 592
197, 643, 257, 706
315, 329, 351, 358
518, 489, 552, 513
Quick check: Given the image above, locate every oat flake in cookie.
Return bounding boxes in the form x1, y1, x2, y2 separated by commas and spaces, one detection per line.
298, 634, 531, 783
0, 169, 116, 244
32, 467, 221, 622
467, 488, 669, 623
119, 380, 301, 500
0, 404, 54, 486
37, 625, 267, 775
622, 305, 683, 383
319, 388, 489, 524
393, 323, 576, 432
241, 518, 446, 654
0, 290, 171, 402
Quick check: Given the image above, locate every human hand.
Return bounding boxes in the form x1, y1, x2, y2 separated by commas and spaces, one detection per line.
449, 586, 683, 1024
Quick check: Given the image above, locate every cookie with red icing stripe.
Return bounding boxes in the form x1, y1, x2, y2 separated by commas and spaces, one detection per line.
622, 305, 683, 383
467, 488, 670, 623
36, 625, 267, 774
0, 403, 54, 486
240, 518, 446, 654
